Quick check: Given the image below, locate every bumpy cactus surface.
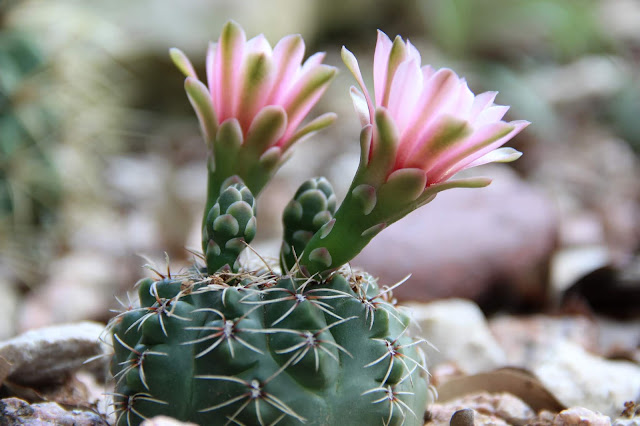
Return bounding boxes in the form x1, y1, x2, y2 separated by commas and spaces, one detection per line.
202, 177, 257, 274
111, 178, 428, 425
111, 268, 428, 425
109, 20, 527, 426
280, 177, 336, 273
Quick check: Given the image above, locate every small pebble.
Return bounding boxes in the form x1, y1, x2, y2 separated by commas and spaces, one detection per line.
450, 408, 475, 426
0, 321, 108, 385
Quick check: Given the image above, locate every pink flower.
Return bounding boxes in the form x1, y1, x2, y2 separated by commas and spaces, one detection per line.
171, 21, 337, 197
343, 31, 529, 189
171, 21, 336, 159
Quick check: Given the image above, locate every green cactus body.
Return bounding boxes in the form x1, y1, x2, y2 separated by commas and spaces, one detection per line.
110, 269, 428, 426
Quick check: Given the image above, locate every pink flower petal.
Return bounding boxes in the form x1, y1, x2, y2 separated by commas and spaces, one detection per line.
380, 36, 408, 107
236, 52, 275, 131
216, 21, 246, 122
245, 34, 272, 55
350, 86, 371, 127
396, 68, 460, 165
422, 65, 436, 80
268, 34, 305, 104
426, 121, 513, 180
402, 115, 469, 171
461, 147, 523, 170
300, 51, 326, 74
469, 91, 498, 121
373, 30, 393, 107
279, 64, 336, 146
453, 119, 529, 170
405, 39, 421, 64
429, 120, 529, 183
451, 80, 475, 119
474, 105, 510, 126
387, 58, 422, 131
342, 46, 374, 131
206, 42, 217, 111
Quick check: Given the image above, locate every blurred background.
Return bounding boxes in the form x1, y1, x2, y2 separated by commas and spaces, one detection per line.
1, 0, 639, 337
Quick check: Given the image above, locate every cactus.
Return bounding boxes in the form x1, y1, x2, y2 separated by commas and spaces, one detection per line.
110, 264, 428, 425
111, 177, 429, 426
109, 21, 528, 426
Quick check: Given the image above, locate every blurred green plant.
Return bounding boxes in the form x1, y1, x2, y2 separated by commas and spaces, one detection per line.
0, 4, 61, 284
419, 0, 640, 151
420, 0, 611, 62
0, 33, 60, 226
606, 79, 640, 154
1, 0, 137, 284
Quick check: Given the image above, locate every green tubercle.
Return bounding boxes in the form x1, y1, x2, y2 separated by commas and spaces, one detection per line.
202, 176, 257, 274
280, 177, 336, 273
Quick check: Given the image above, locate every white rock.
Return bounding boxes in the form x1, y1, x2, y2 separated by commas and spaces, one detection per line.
0, 397, 108, 425
550, 246, 610, 298
534, 341, 640, 418
407, 299, 507, 374
553, 407, 611, 426
141, 416, 197, 426
613, 419, 640, 426
0, 321, 108, 384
